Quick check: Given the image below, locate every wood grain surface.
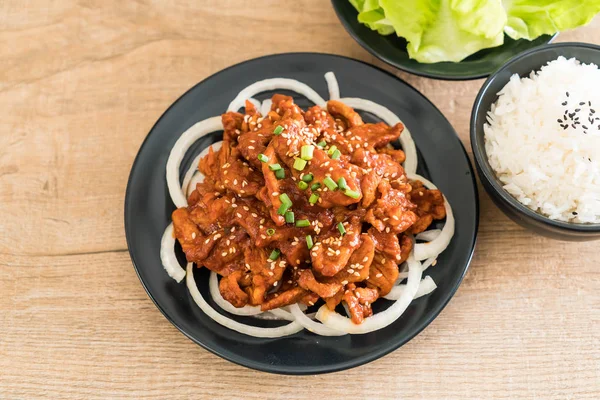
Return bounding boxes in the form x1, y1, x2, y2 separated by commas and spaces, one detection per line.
1, 2, 599, 399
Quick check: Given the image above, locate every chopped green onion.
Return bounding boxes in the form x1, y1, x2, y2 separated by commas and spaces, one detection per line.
330, 149, 341, 160
296, 219, 310, 228
308, 193, 319, 204
327, 145, 338, 156
310, 182, 321, 191
323, 176, 338, 191
306, 235, 314, 250
266, 228, 275, 236
269, 249, 280, 260
343, 189, 361, 199
338, 177, 347, 190
337, 222, 346, 236
258, 154, 268, 163
277, 193, 292, 215
273, 125, 284, 135
300, 145, 314, 161
285, 211, 295, 224
302, 173, 314, 182
317, 141, 327, 148
275, 169, 285, 180
298, 181, 308, 190
269, 163, 282, 171
293, 158, 307, 171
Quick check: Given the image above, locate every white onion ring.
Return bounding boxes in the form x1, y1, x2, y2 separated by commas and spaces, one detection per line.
159, 223, 186, 283
186, 263, 303, 337
337, 97, 418, 175
407, 173, 455, 261
422, 256, 437, 272
251, 311, 290, 321
416, 229, 441, 242
269, 308, 296, 321
227, 78, 326, 112
315, 252, 423, 334
260, 99, 272, 116
166, 117, 223, 208
289, 304, 346, 336
324, 72, 340, 100
384, 276, 437, 301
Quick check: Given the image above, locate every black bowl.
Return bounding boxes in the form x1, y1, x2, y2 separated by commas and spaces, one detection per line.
125, 53, 479, 374
330, 0, 557, 80
471, 42, 600, 241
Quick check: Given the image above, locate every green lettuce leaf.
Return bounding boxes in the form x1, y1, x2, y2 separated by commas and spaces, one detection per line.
349, 0, 396, 35
378, 0, 506, 63
348, 0, 600, 63
503, 0, 600, 40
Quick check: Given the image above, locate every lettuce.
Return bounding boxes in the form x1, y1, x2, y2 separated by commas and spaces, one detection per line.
503, 0, 600, 40
348, 0, 600, 63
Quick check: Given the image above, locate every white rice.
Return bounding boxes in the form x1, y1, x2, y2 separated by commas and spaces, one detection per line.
484, 56, 600, 223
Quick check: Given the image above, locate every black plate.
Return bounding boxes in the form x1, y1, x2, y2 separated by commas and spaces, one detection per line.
124, 53, 478, 374
331, 0, 557, 80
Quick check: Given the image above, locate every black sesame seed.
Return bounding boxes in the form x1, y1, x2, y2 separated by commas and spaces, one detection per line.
557, 119, 563, 123
562, 101, 568, 106
569, 113, 575, 119
573, 212, 578, 215
591, 109, 596, 114
575, 117, 580, 121
566, 92, 570, 97
575, 108, 581, 112
583, 125, 588, 129
589, 101, 592, 106
572, 124, 576, 128
579, 102, 585, 106
575, 121, 581, 125
564, 126, 569, 130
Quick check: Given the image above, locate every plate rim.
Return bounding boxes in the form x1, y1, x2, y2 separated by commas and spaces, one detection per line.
330, 0, 558, 81
124, 52, 480, 374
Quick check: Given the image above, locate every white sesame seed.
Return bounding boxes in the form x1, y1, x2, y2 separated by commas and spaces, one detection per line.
376, 273, 383, 278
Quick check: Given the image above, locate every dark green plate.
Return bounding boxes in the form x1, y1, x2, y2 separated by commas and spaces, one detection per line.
331, 0, 558, 80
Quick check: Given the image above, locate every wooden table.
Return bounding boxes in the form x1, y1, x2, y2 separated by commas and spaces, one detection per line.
1, 2, 598, 399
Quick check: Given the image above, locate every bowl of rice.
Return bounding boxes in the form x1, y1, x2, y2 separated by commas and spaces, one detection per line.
471, 42, 600, 240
